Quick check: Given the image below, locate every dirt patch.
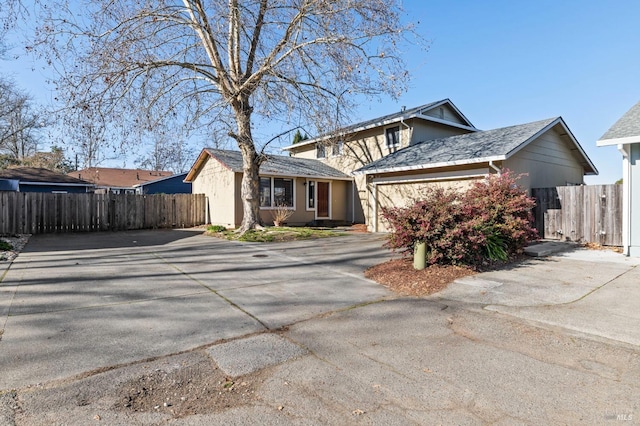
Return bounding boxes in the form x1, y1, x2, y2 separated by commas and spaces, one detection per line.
365, 258, 476, 297
115, 357, 263, 418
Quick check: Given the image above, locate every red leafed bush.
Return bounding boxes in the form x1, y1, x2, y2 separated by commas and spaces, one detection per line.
381, 171, 538, 267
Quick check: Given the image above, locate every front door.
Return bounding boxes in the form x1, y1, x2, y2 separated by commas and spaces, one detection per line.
317, 182, 330, 218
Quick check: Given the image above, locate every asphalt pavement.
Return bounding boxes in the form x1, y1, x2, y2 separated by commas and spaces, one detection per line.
1, 230, 639, 425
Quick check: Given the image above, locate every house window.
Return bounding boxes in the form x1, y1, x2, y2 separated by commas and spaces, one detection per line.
385, 126, 400, 148
331, 141, 343, 156
307, 181, 315, 210
260, 177, 294, 208
316, 144, 326, 159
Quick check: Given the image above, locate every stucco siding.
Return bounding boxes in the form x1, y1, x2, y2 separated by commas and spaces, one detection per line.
504, 129, 584, 190
191, 159, 236, 227
373, 177, 478, 232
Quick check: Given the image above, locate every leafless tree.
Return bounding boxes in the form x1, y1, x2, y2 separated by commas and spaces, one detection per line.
36, 0, 420, 232
0, 77, 49, 164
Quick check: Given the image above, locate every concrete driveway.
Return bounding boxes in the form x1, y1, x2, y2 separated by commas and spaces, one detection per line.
2, 231, 640, 425
0, 230, 393, 390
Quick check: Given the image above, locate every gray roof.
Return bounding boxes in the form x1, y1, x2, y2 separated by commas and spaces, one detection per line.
282, 99, 476, 150
205, 149, 351, 180
0, 167, 94, 185
599, 101, 640, 141
356, 117, 597, 175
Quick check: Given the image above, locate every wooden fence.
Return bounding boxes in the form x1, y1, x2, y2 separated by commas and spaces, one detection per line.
532, 184, 622, 246
0, 192, 206, 234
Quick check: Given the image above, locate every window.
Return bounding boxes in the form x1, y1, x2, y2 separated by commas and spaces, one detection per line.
260, 177, 294, 208
307, 181, 315, 210
385, 126, 400, 149
316, 144, 326, 159
331, 141, 343, 157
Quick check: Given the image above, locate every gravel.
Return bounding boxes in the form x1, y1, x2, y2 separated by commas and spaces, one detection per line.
0, 234, 30, 263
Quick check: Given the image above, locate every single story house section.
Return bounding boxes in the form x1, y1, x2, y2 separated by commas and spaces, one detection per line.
0, 167, 95, 193
133, 172, 191, 194
597, 100, 640, 257
69, 167, 173, 194
355, 117, 598, 231
184, 149, 352, 228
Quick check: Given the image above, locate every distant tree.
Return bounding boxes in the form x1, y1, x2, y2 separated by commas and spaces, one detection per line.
0, 77, 49, 164
615, 178, 623, 185
292, 129, 309, 144
36, 0, 420, 233
20, 146, 74, 173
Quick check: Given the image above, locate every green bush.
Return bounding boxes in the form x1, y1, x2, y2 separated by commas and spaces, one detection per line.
207, 225, 227, 233
381, 171, 538, 267
0, 240, 13, 251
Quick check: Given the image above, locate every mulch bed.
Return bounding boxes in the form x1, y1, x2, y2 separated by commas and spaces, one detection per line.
364, 258, 476, 297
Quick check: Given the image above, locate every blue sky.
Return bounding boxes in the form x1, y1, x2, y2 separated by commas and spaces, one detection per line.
2, 0, 639, 183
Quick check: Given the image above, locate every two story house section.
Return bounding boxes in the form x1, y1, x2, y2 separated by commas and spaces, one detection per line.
281, 99, 478, 226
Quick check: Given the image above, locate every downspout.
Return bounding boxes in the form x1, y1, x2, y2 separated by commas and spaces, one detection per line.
618, 144, 630, 256
351, 179, 355, 224
489, 161, 502, 175
400, 118, 413, 145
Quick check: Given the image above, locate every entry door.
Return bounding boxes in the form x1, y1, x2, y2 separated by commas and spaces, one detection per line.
317, 182, 330, 218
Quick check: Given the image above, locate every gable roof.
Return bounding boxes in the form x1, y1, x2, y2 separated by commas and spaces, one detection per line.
597, 101, 640, 146
184, 149, 352, 182
355, 117, 598, 175
70, 167, 173, 188
0, 167, 94, 186
281, 99, 477, 151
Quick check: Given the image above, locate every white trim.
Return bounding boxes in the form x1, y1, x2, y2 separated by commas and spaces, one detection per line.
258, 176, 296, 209
619, 144, 631, 256
597, 135, 640, 147
371, 168, 489, 185
355, 155, 506, 176
19, 181, 95, 188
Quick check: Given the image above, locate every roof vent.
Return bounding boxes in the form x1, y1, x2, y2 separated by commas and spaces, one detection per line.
401, 106, 406, 112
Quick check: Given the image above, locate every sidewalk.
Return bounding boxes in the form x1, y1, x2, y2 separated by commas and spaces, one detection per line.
433, 247, 640, 346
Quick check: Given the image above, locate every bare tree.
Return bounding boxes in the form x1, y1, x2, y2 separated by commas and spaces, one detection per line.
0, 77, 49, 164
36, 0, 419, 232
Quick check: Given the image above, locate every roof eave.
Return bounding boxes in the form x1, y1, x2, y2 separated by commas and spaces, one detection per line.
354, 156, 506, 176
597, 135, 640, 146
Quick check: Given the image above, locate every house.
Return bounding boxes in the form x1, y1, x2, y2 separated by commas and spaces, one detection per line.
184, 149, 352, 227
283, 99, 597, 231
0, 167, 95, 193
69, 167, 173, 194
597, 101, 640, 257
133, 172, 191, 194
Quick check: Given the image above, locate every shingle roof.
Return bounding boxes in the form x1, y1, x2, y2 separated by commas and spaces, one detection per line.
69, 167, 173, 188
355, 117, 596, 175
282, 99, 476, 150
0, 167, 93, 185
205, 149, 351, 179
599, 101, 640, 141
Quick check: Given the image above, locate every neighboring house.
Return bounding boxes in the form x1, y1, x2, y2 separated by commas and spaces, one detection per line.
597, 101, 640, 257
0, 167, 95, 193
184, 149, 352, 227
69, 167, 173, 194
133, 172, 191, 194
283, 99, 597, 231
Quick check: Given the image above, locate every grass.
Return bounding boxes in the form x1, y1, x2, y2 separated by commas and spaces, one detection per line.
206, 226, 347, 242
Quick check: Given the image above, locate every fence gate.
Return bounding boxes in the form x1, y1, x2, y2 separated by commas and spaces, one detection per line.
532, 184, 622, 246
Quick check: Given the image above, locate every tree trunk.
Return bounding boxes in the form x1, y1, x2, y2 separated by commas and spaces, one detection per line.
234, 97, 262, 233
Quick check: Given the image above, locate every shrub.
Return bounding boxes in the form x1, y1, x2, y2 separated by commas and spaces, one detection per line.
207, 225, 227, 233
381, 171, 538, 267
0, 240, 12, 251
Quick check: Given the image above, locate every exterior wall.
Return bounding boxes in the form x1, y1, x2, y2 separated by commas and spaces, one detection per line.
141, 175, 191, 194
19, 184, 93, 193
629, 143, 640, 256
504, 128, 585, 191
368, 167, 488, 232
409, 119, 475, 144
421, 103, 468, 125
191, 158, 237, 227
